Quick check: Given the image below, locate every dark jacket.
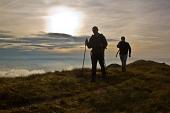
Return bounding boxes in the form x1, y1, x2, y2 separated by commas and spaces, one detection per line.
117, 41, 131, 55
87, 34, 107, 55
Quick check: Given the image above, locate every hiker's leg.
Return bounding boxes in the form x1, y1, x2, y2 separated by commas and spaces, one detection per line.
123, 54, 128, 71
91, 54, 97, 81
99, 55, 106, 78
120, 55, 124, 72
121, 55, 127, 72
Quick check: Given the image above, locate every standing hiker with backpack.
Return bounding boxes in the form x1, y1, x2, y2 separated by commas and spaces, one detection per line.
117, 36, 131, 72
85, 26, 108, 82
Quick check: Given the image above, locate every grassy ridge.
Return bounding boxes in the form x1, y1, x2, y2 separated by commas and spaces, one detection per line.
0, 60, 170, 113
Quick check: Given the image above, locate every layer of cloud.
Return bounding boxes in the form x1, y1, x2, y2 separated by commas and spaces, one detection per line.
0, 32, 116, 55
0, 69, 45, 77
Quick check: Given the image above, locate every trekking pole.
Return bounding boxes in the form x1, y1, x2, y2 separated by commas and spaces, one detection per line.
82, 38, 87, 75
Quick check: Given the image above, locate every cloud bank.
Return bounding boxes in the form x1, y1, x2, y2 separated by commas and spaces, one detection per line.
0, 32, 116, 55
0, 69, 45, 77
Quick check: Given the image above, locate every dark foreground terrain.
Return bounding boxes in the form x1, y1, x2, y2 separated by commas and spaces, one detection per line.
0, 60, 170, 113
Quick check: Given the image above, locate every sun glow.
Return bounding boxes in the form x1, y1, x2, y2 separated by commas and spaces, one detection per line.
47, 7, 82, 35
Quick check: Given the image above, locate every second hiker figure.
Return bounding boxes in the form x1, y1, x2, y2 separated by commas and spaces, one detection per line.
85, 26, 108, 82
117, 36, 131, 72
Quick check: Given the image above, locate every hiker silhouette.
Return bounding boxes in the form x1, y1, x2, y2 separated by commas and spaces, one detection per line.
85, 26, 108, 82
117, 36, 131, 72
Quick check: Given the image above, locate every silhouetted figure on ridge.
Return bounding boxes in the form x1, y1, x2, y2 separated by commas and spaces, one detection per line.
85, 26, 108, 82
117, 36, 131, 72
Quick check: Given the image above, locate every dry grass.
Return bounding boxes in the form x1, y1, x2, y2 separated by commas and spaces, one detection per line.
0, 60, 170, 113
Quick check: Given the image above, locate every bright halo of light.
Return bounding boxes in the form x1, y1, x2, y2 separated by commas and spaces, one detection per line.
47, 7, 82, 35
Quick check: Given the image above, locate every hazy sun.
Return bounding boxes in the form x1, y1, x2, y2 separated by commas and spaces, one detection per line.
47, 7, 82, 35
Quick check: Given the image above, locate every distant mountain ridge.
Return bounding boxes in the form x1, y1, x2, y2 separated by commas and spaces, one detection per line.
47, 33, 72, 37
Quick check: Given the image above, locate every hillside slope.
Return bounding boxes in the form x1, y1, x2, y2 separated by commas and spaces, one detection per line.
0, 60, 170, 113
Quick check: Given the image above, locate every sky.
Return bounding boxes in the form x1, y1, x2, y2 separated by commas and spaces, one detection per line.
0, 0, 170, 61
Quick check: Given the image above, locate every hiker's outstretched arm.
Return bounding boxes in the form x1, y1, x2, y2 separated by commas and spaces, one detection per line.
116, 50, 120, 57
129, 44, 131, 57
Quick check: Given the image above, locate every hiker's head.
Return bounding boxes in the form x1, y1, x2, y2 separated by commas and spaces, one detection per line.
92, 26, 98, 35
121, 36, 125, 42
